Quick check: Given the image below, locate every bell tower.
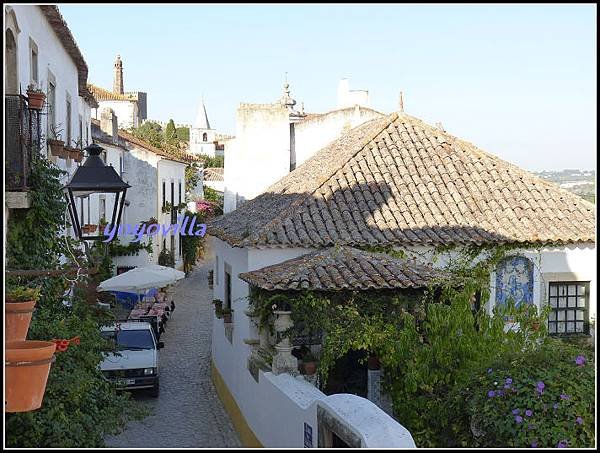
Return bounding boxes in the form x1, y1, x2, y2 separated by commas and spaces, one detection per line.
113, 55, 124, 94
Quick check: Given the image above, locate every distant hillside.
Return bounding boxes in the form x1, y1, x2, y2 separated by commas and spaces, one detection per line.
534, 169, 595, 204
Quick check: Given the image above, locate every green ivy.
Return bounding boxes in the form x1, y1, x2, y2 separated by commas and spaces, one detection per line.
5, 154, 146, 447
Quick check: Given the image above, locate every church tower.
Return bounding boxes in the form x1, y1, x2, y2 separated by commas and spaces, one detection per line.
189, 98, 217, 157
113, 55, 124, 94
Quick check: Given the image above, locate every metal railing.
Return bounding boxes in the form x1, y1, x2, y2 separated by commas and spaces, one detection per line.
5, 94, 42, 191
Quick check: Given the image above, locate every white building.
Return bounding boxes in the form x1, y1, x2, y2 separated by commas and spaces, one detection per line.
223, 80, 384, 214
91, 111, 188, 273
89, 55, 147, 130
207, 110, 596, 447
5, 4, 96, 214
189, 98, 221, 158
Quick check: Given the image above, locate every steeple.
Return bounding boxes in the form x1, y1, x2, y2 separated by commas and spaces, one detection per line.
194, 98, 211, 129
113, 55, 124, 94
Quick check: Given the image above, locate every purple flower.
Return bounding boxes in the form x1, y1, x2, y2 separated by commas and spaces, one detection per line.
512, 408, 520, 415
575, 355, 586, 366
487, 390, 496, 398
487, 368, 493, 374
560, 393, 570, 400
531, 441, 538, 448
535, 381, 545, 394
505, 377, 513, 385
576, 416, 583, 425
557, 440, 568, 448
497, 390, 504, 396
515, 415, 523, 424
553, 403, 559, 410
525, 409, 533, 417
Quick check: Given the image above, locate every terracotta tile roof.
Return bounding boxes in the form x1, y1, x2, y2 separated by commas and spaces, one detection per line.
239, 246, 447, 290
204, 167, 224, 181
87, 83, 131, 102
38, 6, 97, 107
209, 112, 595, 248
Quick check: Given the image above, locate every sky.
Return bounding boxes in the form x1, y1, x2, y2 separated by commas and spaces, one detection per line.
60, 3, 596, 171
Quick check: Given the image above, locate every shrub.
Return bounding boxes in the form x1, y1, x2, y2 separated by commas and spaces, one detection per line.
459, 338, 595, 448
6, 286, 41, 302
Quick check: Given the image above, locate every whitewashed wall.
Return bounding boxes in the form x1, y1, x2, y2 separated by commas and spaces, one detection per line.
223, 104, 291, 213
93, 100, 138, 130
294, 106, 383, 166
210, 237, 415, 447
7, 5, 92, 172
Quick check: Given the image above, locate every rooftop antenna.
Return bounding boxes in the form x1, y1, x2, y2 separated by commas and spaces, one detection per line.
399, 91, 404, 113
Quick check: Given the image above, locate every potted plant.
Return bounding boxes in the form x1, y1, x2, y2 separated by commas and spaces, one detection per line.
98, 216, 109, 235
48, 124, 67, 158
5, 287, 41, 342
82, 224, 98, 234
302, 352, 318, 376
222, 307, 233, 324
26, 84, 46, 110
5, 340, 57, 412
213, 299, 223, 313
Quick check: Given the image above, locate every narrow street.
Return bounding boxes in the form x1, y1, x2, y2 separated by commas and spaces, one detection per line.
105, 254, 241, 448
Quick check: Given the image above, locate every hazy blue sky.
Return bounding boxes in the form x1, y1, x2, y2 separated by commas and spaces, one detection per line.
60, 4, 596, 171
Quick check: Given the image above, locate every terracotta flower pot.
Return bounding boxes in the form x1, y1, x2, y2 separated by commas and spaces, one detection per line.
303, 361, 317, 375
5, 340, 57, 412
48, 139, 67, 158
5, 300, 36, 342
223, 312, 233, 323
27, 91, 46, 110
82, 224, 98, 234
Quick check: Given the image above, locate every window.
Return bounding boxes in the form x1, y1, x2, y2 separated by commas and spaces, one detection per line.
171, 181, 176, 224
79, 114, 83, 146
215, 256, 219, 285
548, 282, 589, 335
119, 156, 123, 176
29, 38, 38, 85
178, 180, 182, 205
225, 270, 232, 310
47, 75, 56, 139
162, 180, 166, 208
202, 132, 208, 142
66, 95, 72, 146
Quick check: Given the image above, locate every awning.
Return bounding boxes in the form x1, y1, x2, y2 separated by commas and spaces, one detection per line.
97, 265, 185, 293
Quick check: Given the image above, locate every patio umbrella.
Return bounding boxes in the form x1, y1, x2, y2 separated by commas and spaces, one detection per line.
97, 265, 185, 293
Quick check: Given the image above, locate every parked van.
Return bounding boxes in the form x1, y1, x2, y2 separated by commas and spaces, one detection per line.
100, 321, 163, 397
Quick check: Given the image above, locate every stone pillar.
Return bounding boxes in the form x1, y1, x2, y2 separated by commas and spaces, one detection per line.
271, 310, 298, 376
367, 369, 382, 407
100, 108, 118, 144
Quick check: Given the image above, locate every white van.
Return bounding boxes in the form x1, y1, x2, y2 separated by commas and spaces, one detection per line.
100, 321, 163, 397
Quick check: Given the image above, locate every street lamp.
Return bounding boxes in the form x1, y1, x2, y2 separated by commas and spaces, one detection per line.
63, 143, 130, 241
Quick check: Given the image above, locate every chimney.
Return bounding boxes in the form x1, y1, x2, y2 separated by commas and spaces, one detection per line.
113, 55, 124, 94
100, 108, 118, 144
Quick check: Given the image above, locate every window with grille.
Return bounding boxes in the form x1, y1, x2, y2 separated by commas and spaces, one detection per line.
547, 282, 589, 335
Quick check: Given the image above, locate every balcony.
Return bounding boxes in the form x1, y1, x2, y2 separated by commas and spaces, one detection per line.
5, 94, 42, 209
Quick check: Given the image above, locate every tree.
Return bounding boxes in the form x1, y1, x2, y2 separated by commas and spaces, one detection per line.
131, 121, 164, 148
175, 126, 190, 142
164, 119, 177, 144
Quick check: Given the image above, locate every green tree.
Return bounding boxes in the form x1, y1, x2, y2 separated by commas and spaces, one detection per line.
175, 126, 190, 142
131, 121, 164, 148
164, 119, 177, 144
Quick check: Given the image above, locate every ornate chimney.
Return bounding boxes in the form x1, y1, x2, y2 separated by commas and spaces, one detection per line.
113, 55, 124, 94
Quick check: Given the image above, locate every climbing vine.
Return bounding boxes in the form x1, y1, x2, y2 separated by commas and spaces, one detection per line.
248, 241, 571, 447
5, 154, 146, 447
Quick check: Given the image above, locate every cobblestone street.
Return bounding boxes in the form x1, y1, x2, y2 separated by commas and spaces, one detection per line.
105, 255, 241, 448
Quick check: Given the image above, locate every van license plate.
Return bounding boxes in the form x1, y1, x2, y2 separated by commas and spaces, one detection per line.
118, 378, 135, 386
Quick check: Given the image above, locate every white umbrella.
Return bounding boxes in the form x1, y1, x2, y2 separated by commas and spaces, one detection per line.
97, 265, 185, 293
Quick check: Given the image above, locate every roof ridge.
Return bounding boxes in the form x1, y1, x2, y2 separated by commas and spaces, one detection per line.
245, 112, 399, 245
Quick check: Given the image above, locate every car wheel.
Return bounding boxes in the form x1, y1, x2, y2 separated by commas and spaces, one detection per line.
149, 381, 159, 397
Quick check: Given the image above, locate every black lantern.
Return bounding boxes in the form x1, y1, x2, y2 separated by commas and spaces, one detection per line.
63, 143, 130, 241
